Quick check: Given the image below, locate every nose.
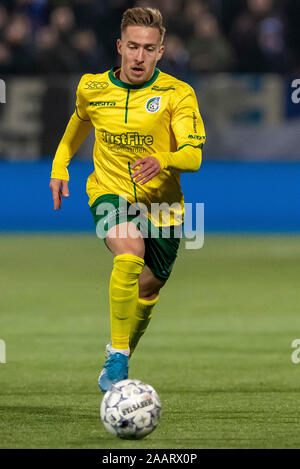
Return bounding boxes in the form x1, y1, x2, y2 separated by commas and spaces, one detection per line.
135, 47, 145, 63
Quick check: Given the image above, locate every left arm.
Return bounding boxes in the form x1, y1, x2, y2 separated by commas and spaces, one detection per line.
131, 146, 202, 185
131, 87, 205, 184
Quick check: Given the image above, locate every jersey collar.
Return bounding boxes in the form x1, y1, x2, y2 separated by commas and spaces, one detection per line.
108, 67, 160, 90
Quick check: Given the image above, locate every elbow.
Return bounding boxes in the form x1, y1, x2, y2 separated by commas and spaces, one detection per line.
191, 148, 202, 172
195, 157, 202, 172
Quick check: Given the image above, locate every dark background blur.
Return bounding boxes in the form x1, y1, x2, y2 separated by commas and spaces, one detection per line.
0, 0, 299, 232
0, 0, 300, 75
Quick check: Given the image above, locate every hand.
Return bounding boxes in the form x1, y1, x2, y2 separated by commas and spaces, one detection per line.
49, 178, 69, 210
131, 157, 161, 185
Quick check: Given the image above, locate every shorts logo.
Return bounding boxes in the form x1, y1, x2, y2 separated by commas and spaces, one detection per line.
145, 96, 161, 113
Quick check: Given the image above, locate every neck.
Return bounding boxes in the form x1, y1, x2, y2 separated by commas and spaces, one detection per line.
119, 69, 130, 83
117, 68, 154, 86
109, 67, 160, 90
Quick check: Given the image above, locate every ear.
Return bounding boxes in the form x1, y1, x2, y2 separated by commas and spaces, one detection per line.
157, 44, 165, 61
117, 39, 122, 56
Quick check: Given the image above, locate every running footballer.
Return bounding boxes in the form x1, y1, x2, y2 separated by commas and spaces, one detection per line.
50, 7, 206, 392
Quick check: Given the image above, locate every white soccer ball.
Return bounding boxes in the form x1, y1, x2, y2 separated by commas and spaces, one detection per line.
100, 379, 162, 439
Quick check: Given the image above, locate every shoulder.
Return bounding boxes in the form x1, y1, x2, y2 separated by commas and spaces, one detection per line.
77, 71, 110, 93
156, 70, 195, 98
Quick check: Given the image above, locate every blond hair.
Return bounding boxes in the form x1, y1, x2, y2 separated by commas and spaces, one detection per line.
121, 7, 166, 43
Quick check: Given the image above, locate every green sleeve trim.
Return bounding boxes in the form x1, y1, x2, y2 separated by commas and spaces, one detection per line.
75, 106, 90, 122
177, 143, 203, 151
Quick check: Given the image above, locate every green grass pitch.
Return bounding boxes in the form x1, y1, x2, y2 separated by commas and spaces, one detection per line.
1, 234, 300, 449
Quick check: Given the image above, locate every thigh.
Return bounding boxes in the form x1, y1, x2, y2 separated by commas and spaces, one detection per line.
90, 194, 145, 258
106, 222, 145, 258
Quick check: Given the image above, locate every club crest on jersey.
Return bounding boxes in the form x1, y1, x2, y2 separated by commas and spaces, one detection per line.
145, 96, 161, 113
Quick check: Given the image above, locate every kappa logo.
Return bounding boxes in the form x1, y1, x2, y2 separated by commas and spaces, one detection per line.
145, 96, 161, 113
84, 81, 109, 90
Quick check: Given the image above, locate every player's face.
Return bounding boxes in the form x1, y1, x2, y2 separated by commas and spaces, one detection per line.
117, 26, 164, 85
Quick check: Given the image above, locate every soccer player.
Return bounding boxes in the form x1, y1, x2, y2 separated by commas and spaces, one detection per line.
49, 7, 205, 392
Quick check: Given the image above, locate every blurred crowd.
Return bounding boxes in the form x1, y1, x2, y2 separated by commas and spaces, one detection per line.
0, 0, 299, 76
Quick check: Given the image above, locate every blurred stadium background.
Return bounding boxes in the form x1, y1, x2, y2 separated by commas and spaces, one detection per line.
1, 0, 300, 449
0, 0, 300, 231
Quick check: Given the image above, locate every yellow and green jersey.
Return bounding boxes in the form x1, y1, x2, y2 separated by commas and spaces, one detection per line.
51, 67, 206, 226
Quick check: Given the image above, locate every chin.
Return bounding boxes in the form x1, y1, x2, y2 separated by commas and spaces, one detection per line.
129, 74, 146, 84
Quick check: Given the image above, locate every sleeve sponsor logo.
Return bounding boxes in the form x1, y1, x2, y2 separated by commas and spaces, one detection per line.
192, 112, 197, 133
188, 134, 205, 141
145, 96, 161, 113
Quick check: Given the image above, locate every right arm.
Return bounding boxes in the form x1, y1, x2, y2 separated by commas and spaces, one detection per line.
50, 76, 93, 210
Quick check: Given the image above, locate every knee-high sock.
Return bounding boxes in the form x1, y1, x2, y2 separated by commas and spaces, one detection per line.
129, 296, 159, 356
109, 253, 144, 350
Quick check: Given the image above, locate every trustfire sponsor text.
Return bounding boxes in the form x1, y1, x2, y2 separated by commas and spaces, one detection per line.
101, 130, 154, 146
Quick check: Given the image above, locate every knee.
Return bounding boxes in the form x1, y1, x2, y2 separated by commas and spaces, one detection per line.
123, 246, 145, 259
109, 246, 144, 259
140, 291, 159, 301
139, 280, 165, 301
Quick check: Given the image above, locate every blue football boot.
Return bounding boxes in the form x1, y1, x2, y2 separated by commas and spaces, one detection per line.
98, 352, 129, 392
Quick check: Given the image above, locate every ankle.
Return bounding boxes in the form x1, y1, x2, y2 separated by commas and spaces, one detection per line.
111, 347, 130, 357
